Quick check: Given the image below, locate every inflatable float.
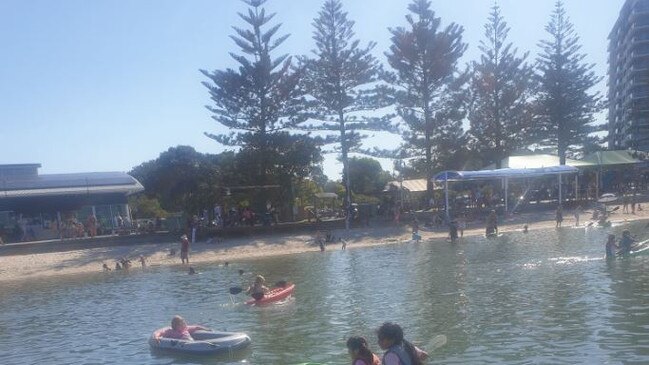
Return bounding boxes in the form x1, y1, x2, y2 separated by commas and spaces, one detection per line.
246, 283, 295, 305
149, 328, 251, 355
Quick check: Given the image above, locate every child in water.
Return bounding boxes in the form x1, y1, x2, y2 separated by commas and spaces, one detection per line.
605, 234, 618, 259
157, 315, 208, 341
347, 336, 380, 365
377, 322, 428, 365
247, 275, 269, 300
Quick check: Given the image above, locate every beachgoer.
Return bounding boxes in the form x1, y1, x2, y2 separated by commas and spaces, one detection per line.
139, 255, 146, 268
574, 207, 581, 227
486, 210, 498, 236
523, 224, 529, 234
247, 275, 269, 301
623, 194, 629, 213
86, 214, 97, 238
412, 217, 419, 235
224, 261, 229, 267
377, 322, 428, 365
238, 269, 245, 276
619, 230, 636, 255
115, 262, 122, 270
605, 234, 618, 259
631, 194, 637, 214
449, 220, 458, 243
180, 234, 190, 264
347, 336, 381, 365
341, 238, 347, 250
189, 267, 196, 275
102, 263, 111, 271
555, 206, 563, 228
458, 214, 467, 238
158, 315, 208, 341
120, 257, 131, 269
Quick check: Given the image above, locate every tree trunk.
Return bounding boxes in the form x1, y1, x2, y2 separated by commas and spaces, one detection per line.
340, 111, 352, 230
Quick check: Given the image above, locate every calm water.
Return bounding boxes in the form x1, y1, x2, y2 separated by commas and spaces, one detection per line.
2, 222, 649, 365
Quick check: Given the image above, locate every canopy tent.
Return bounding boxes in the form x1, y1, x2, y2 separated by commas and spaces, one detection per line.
432, 165, 580, 216
581, 150, 646, 166
483, 154, 594, 170
384, 179, 428, 192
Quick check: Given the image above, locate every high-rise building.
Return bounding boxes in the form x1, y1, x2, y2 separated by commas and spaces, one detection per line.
609, 0, 649, 151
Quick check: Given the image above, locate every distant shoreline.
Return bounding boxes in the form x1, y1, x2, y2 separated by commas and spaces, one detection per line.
1, 209, 647, 284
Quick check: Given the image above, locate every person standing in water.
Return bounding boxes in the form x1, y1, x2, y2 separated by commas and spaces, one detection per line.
486, 210, 498, 236
555, 206, 563, 228
619, 230, 636, 255
605, 234, 618, 259
347, 336, 381, 365
377, 322, 428, 365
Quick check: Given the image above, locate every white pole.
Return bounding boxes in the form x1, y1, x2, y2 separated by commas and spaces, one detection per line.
504, 178, 509, 213
445, 172, 449, 219
558, 174, 563, 206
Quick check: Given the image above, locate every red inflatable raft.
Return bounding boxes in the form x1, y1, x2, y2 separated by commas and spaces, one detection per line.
245, 283, 295, 305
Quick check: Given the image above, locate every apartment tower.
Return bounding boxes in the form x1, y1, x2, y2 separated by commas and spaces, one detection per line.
609, 0, 649, 151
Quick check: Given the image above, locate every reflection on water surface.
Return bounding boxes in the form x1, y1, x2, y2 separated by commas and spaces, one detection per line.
2, 221, 649, 364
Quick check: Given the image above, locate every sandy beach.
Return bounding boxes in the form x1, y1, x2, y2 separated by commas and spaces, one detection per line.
1, 208, 648, 284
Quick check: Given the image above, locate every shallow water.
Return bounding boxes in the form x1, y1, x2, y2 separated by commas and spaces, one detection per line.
2, 221, 649, 364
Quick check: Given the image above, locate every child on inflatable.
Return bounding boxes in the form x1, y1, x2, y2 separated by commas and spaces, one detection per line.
377, 322, 428, 365
158, 315, 208, 341
247, 275, 269, 300
346, 336, 380, 365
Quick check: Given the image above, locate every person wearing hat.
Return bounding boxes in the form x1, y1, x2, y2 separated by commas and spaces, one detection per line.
247, 275, 269, 301
180, 234, 190, 264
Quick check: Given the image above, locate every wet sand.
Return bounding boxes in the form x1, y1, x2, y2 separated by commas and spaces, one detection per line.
1, 208, 647, 284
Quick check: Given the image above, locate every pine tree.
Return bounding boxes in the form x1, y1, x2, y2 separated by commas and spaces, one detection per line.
467, 4, 536, 168
201, 0, 308, 184
385, 0, 467, 194
301, 0, 392, 229
535, 0, 602, 164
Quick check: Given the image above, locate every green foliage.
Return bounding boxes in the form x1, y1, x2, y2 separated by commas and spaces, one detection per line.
467, 4, 536, 168
130, 146, 225, 213
534, 0, 603, 164
385, 0, 468, 190
300, 0, 394, 228
348, 157, 391, 196
128, 195, 168, 219
201, 0, 312, 184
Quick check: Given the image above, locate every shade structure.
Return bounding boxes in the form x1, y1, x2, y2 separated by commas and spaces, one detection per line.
432, 165, 580, 182
432, 165, 580, 217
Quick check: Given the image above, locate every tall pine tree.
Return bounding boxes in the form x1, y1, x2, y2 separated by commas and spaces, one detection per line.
535, 0, 602, 164
301, 0, 392, 229
385, 0, 467, 195
201, 0, 308, 184
467, 4, 536, 168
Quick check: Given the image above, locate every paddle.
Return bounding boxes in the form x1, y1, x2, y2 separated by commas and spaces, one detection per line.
229, 280, 288, 295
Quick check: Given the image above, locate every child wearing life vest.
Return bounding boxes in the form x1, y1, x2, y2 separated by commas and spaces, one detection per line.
377, 322, 428, 365
346, 336, 380, 365
247, 275, 269, 300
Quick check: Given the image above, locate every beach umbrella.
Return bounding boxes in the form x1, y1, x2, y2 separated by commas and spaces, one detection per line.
598, 193, 618, 203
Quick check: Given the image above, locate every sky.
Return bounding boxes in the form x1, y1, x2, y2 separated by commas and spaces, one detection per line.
0, 0, 626, 180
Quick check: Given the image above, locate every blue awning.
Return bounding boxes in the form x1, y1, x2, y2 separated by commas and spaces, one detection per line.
433, 165, 579, 182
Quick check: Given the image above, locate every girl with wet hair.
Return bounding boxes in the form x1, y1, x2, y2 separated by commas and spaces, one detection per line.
346, 336, 380, 365
377, 322, 428, 365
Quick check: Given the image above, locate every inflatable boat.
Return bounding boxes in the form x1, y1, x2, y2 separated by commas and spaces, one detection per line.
149, 327, 251, 355
246, 283, 295, 305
